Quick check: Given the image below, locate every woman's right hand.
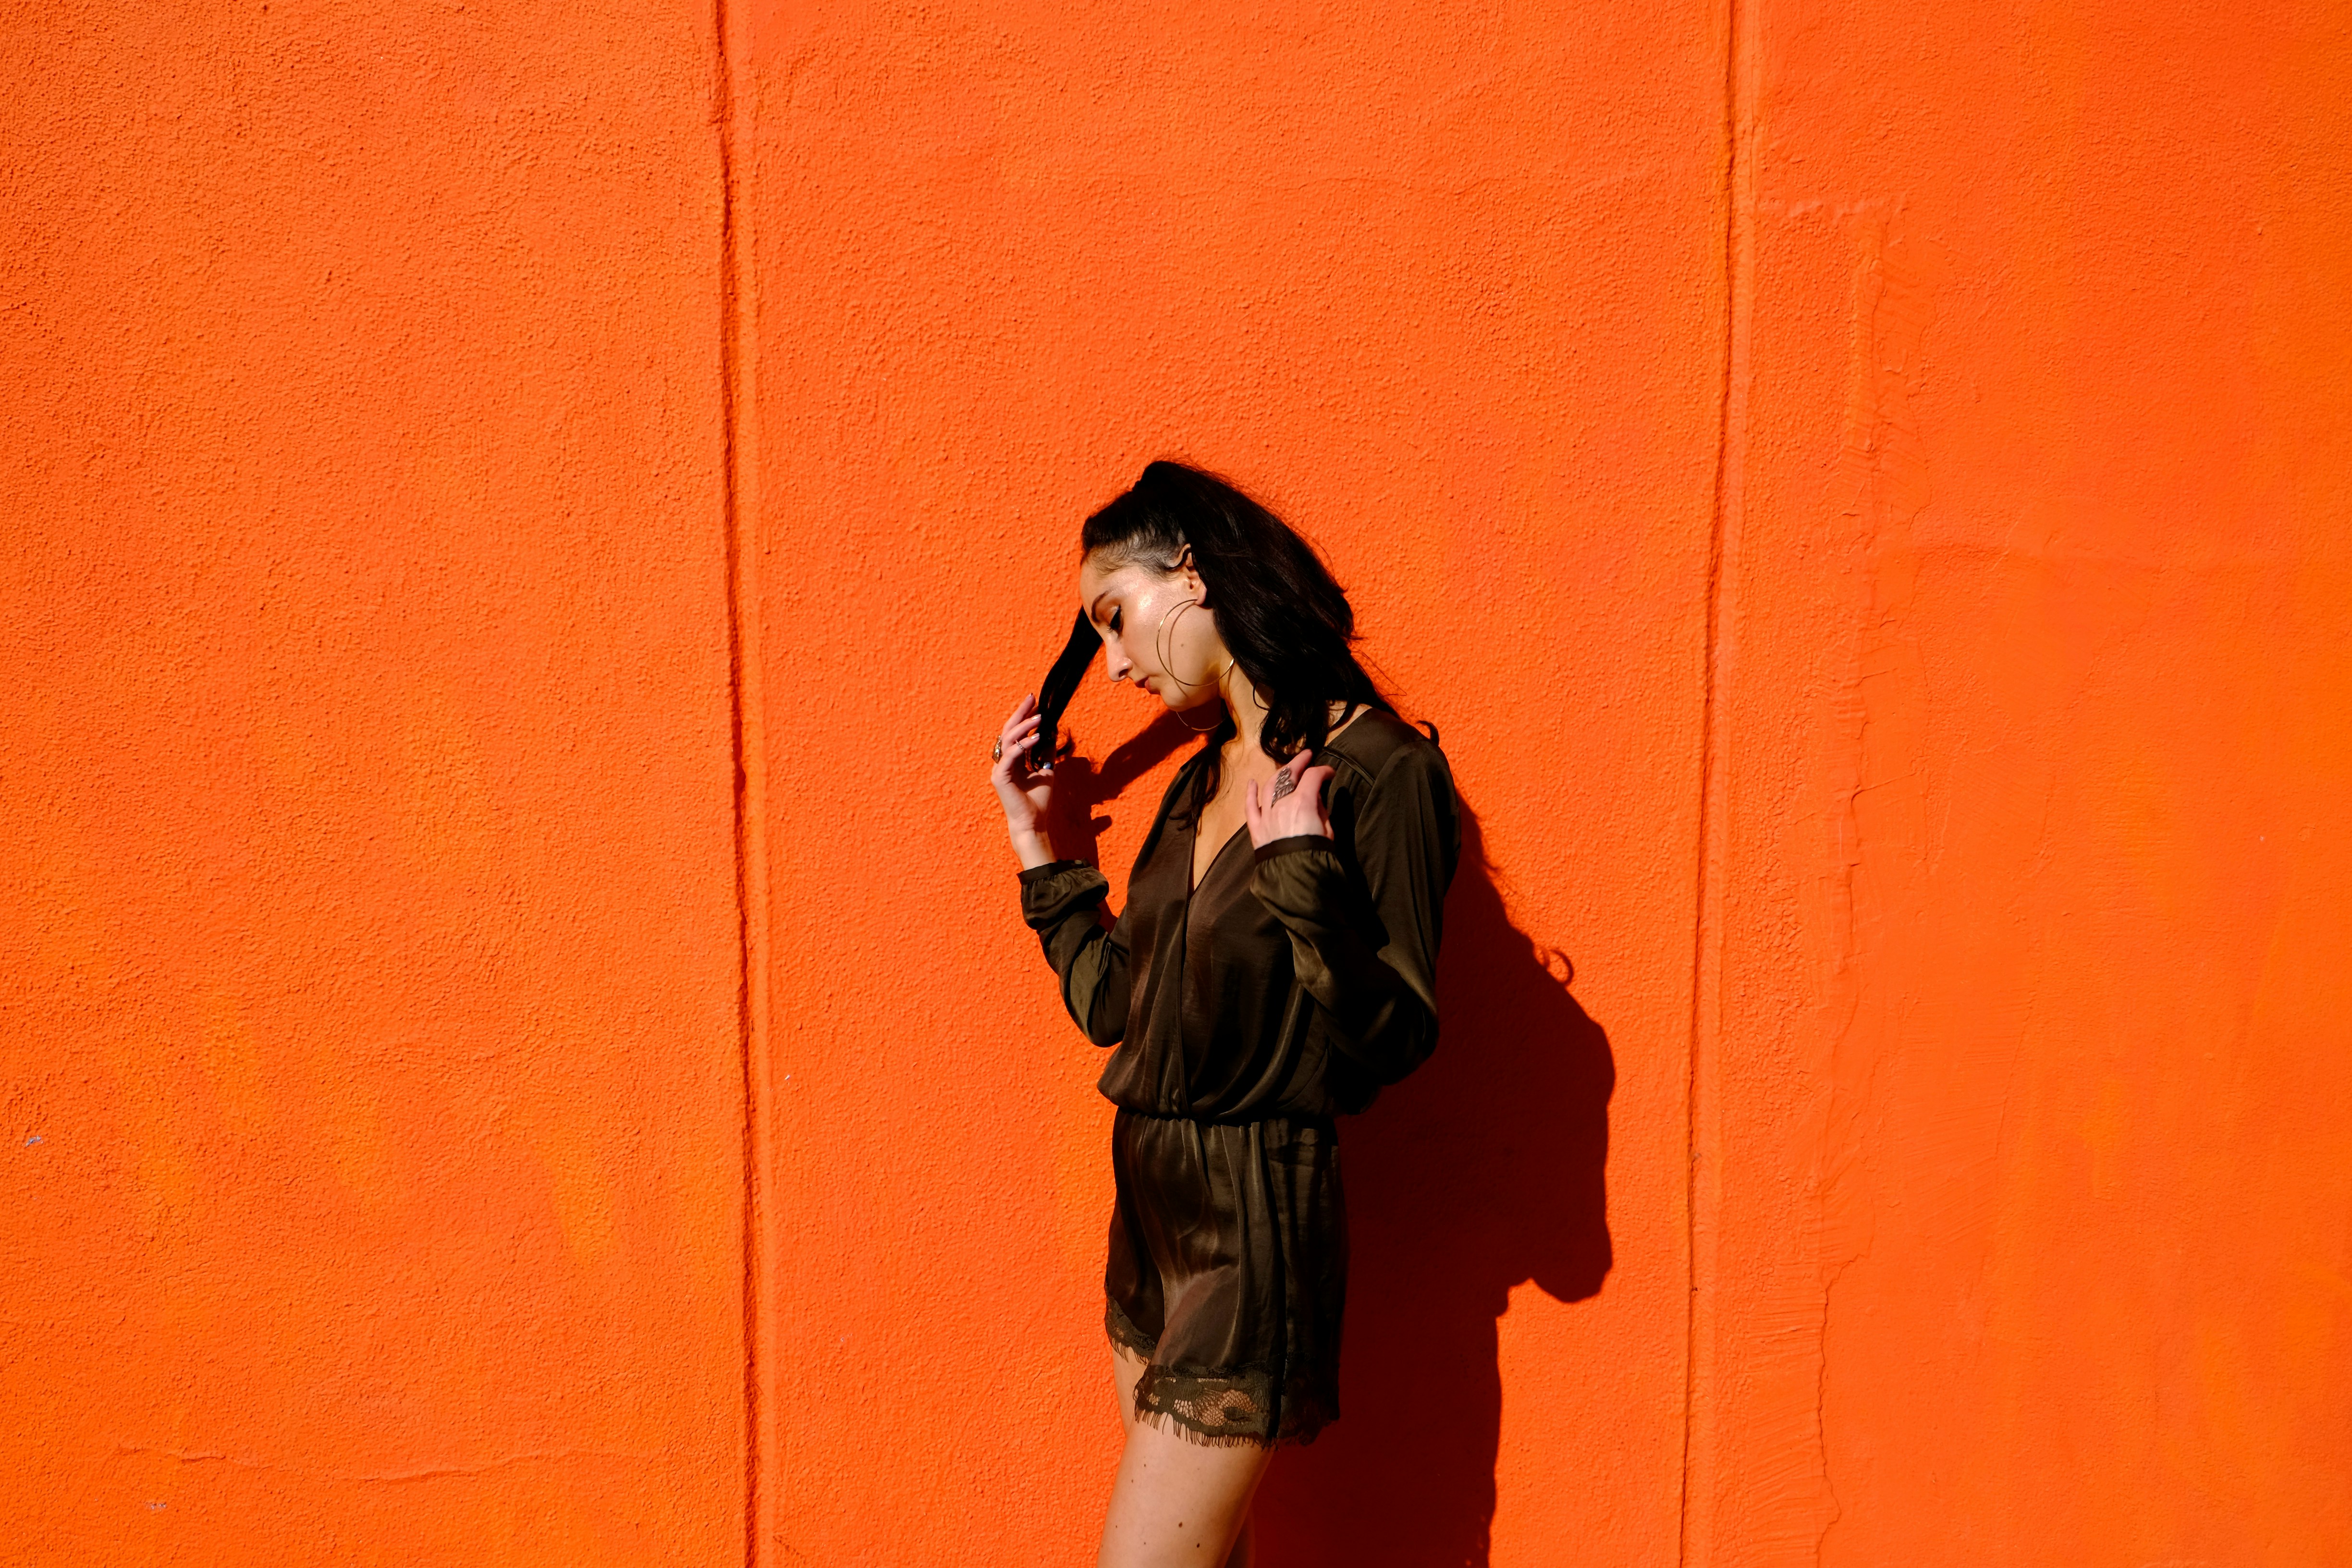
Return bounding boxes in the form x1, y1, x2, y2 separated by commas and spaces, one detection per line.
991, 694, 1058, 867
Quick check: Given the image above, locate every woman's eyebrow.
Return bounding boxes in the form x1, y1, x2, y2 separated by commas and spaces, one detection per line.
1088, 590, 1114, 625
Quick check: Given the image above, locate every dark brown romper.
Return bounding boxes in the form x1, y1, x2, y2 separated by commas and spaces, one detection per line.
1018, 709, 1459, 1448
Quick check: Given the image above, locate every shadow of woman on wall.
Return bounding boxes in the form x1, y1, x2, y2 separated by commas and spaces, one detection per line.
1252, 794, 1616, 1568
1050, 721, 1615, 1565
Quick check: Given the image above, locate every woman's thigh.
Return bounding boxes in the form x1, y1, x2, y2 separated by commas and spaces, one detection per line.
1099, 1348, 1272, 1568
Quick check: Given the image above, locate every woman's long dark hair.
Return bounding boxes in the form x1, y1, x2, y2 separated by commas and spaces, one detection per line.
1030, 461, 1392, 789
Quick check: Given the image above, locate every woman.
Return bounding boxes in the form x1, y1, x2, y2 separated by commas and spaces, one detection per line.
987, 461, 1460, 1568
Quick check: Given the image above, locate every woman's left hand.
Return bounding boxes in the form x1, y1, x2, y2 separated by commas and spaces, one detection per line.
1245, 749, 1335, 847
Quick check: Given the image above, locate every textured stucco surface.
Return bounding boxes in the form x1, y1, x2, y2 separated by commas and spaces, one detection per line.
5, 0, 2349, 1563
0, 0, 747, 1561
743, 3, 1723, 1563
1692, 0, 2352, 1560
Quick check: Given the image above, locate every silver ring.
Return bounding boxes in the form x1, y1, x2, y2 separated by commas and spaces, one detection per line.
1269, 771, 1296, 802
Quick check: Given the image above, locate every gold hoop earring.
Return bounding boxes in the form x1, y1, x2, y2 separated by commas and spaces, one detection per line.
1156, 596, 1227, 732
1156, 599, 1237, 692
1155, 597, 1203, 691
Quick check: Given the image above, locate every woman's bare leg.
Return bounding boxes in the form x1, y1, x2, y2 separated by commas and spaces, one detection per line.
1102, 1345, 1271, 1568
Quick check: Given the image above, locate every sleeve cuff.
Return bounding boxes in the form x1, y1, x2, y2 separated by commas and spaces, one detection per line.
1018, 858, 1096, 885
1019, 858, 1111, 932
1252, 834, 1338, 865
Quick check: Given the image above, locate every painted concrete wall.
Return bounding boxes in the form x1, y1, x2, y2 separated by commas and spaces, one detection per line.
1691, 0, 2352, 1560
742, 3, 1723, 1563
5, 0, 2347, 1566
0, 0, 748, 1561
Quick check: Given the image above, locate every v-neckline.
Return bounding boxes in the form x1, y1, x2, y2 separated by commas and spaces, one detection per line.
1186, 751, 1251, 894
1183, 709, 1369, 894
1189, 820, 1248, 895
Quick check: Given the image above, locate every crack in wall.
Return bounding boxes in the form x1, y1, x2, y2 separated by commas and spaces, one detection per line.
1803, 211, 1948, 1568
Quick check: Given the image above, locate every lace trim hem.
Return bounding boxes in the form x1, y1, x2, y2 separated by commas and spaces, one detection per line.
1103, 1298, 1336, 1448
1104, 1295, 1157, 1358
1133, 1369, 1336, 1449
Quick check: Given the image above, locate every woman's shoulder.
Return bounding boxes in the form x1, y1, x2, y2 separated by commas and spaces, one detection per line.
1323, 707, 1452, 793
1326, 709, 1460, 870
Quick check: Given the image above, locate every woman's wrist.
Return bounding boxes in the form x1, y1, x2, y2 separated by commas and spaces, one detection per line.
1009, 825, 1058, 870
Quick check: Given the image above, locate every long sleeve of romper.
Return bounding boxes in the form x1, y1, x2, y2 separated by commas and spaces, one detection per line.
1018, 859, 1129, 1047
1249, 740, 1458, 1087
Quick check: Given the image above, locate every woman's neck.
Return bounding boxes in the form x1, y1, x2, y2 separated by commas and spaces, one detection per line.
1210, 662, 1366, 772
1217, 660, 1270, 762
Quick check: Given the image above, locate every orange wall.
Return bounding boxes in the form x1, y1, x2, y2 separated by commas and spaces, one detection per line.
6, 0, 2348, 1566
1693, 0, 2352, 1560
744, 3, 1724, 1563
0, 0, 747, 1562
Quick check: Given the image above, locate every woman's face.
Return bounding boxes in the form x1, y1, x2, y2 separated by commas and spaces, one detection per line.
1078, 549, 1226, 714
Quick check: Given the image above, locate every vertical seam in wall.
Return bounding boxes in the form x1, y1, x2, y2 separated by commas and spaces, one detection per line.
1683, 0, 1749, 1560
713, 2, 769, 1564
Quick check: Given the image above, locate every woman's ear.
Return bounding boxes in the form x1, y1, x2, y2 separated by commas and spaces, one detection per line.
1175, 544, 1207, 605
